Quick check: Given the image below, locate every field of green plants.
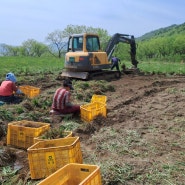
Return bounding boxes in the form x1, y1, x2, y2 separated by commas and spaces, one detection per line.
0, 56, 63, 79
0, 56, 185, 80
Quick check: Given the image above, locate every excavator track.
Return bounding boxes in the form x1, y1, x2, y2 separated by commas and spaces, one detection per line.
88, 70, 121, 81
61, 69, 121, 81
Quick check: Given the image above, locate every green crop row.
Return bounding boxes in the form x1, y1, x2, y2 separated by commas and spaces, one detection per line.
0, 56, 185, 81
0, 56, 64, 80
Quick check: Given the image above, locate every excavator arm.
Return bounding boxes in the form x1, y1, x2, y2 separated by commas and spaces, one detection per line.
105, 33, 138, 68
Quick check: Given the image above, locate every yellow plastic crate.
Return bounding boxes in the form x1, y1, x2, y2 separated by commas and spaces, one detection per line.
19, 85, 40, 98
80, 102, 106, 122
7, 120, 50, 149
34, 131, 73, 144
91, 95, 107, 104
38, 163, 102, 185
27, 137, 83, 179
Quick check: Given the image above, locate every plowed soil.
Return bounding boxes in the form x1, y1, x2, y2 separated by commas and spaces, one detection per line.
1, 73, 185, 184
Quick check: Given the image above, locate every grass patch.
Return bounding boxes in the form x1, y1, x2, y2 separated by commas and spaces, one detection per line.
0, 56, 64, 79
73, 80, 115, 102
123, 60, 185, 75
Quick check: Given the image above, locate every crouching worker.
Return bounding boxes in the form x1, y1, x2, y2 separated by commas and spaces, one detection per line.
0, 72, 24, 104
51, 79, 80, 116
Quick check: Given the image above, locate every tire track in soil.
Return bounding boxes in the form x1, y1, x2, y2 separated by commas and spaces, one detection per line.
77, 75, 185, 141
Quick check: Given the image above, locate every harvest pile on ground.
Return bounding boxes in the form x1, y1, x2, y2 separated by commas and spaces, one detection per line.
0, 72, 185, 184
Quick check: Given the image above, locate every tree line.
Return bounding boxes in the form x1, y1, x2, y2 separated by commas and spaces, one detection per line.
0, 24, 185, 62
0, 25, 109, 58
137, 34, 185, 62
114, 33, 185, 63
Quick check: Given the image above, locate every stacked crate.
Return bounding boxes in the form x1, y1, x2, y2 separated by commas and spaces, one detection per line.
80, 95, 107, 122
27, 136, 83, 179
6, 103, 103, 183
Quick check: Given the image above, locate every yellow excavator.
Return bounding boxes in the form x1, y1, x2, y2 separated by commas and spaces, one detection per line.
61, 33, 138, 80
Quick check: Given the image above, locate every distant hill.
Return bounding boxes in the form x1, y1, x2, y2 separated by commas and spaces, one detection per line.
137, 22, 185, 41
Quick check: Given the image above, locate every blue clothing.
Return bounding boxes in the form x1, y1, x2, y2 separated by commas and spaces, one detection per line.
111, 57, 120, 71
6, 72, 17, 83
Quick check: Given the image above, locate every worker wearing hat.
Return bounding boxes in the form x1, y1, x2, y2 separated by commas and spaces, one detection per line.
51, 79, 80, 115
0, 72, 23, 104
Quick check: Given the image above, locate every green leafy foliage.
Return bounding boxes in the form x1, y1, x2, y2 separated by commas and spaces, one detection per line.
39, 125, 70, 139
0, 56, 63, 79
73, 80, 115, 102
0, 109, 14, 121
138, 23, 185, 41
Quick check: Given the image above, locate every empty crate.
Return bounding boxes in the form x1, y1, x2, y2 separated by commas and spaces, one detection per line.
19, 85, 40, 98
37, 163, 102, 185
91, 95, 107, 104
80, 102, 106, 122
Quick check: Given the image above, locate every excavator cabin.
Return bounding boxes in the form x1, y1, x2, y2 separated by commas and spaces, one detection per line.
67, 33, 100, 52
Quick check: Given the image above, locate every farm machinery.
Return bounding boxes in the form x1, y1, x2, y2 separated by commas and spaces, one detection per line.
61, 33, 139, 80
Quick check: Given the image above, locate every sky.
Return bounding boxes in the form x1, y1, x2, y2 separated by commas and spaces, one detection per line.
0, 0, 184, 46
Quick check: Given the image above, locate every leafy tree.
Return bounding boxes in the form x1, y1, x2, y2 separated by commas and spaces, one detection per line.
21, 39, 47, 57
96, 28, 110, 50
0, 44, 20, 56
173, 35, 185, 55
62, 25, 109, 50
45, 30, 67, 58
136, 22, 185, 62
62, 25, 88, 37
113, 43, 130, 61
46, 25, 109, 58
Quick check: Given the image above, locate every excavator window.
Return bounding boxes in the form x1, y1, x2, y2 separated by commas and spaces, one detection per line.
72, 36, 83, 51
69, 34, 100, 52
86, 36, 100, 52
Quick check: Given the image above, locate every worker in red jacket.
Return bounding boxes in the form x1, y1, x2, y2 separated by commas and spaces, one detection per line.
51, 79, 80, 115
0, 72, 23, 104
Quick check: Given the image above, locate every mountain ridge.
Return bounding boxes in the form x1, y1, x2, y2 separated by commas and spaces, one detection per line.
137, 22, 185, 41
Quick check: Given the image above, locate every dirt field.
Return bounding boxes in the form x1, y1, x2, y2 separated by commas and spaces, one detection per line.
1, 73, 185, 184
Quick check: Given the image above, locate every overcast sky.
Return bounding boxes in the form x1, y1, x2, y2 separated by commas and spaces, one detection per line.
1, 0, 184, 46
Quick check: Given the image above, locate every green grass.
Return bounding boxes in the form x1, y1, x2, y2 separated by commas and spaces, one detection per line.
1, 57, 185, 80
123, 60, 185, 74
0, 56, 64, 79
